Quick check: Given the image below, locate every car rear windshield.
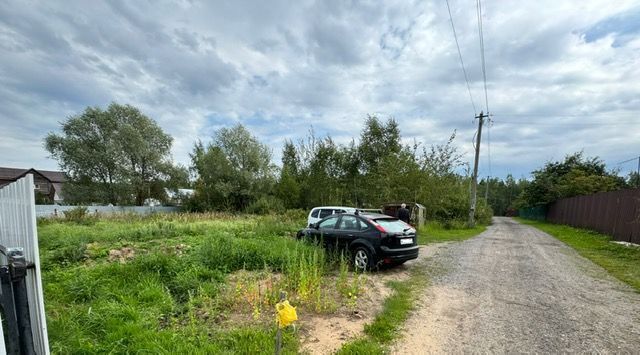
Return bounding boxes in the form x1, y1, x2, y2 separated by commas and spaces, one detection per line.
375, 218, 414, 234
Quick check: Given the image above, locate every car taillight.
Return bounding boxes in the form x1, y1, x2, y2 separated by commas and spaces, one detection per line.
370, 220, 386, 233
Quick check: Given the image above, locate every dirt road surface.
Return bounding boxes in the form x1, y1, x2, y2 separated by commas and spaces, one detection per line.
393, 217, 640, 354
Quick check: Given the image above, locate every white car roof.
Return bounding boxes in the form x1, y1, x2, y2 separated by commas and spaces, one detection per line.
311, 206, 356, 210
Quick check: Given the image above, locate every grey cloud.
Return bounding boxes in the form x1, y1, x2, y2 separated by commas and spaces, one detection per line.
308, 19, 365, 66
1, 0, 639, 179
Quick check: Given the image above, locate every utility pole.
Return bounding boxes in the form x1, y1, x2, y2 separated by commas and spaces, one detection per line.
468, 111, 487, 227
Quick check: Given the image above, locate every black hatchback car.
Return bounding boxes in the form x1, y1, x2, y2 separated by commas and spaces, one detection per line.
297, 212, 419, 271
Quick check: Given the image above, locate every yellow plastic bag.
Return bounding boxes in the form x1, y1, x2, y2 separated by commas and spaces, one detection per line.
275, 300, 298, 328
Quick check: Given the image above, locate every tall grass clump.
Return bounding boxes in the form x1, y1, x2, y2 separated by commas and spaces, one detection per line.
62, 206, 97, 225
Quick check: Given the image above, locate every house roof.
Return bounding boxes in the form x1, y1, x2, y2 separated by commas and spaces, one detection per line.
38, 170, 66, 182
0, 167, 66, 182
0, 167, 28, 180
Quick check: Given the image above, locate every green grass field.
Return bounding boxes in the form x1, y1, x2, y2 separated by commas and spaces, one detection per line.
38, 211, 363, 353
417, 220, 487, 244
517, 218, 640, 292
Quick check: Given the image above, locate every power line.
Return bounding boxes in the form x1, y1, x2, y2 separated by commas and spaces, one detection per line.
617, 156, 640, 165
475, 0, 491, 199
476, 0, 489, 113
491, 120, 639, 126
445, 0, 477, 115
494, 112, 637, 118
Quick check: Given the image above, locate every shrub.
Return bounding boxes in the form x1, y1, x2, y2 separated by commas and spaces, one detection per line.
475, 200, 493, 225
48, 241, 87, 265
63, 206, 96, 225
245, 196, 285, 215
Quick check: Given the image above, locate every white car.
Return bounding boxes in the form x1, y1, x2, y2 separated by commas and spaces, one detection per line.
307, 206, 357, 226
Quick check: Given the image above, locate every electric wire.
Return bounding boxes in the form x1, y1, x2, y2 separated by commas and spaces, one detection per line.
476, 0, 489, 114
445, 0, 477, 115
493, 112, 637, 118
617, 156, 640, 165
475, 0, 491, 193
491, 120, 639, 126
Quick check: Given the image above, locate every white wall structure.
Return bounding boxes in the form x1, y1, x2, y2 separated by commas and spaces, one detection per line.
0, 174, 50, 354
35, 204, 180, 218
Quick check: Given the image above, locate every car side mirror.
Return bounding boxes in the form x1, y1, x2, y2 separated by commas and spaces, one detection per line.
312, 223, 319, 229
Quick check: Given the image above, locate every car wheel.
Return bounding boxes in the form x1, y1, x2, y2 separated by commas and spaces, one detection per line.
352, 246, 374, 272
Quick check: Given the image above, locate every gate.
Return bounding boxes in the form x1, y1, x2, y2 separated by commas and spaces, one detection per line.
0, 174, 50, 354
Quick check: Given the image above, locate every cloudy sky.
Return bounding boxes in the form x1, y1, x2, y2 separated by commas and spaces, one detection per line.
1, 0, 639, 179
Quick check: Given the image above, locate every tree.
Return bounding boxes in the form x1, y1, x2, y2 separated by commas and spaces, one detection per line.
275, 141, 301, 208
358, 115, 401, 174
190, 124, 276, 211
520, 152, 625, 206
111, 104, 174, 205
478, 174, 528, 216
420, 131, 464, 177
189, 141, 236, 210
45, 103, 179, 205
627, 171, 640, 188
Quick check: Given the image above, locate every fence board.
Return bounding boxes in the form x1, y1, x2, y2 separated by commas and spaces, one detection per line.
545, 188, 640, 244
0, 174, 50, 354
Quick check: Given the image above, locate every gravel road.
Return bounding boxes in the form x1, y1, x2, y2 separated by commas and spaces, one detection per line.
392, 217, 640, 354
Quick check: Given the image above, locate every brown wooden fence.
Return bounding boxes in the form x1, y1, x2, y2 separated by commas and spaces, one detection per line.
546, 188, 640, 244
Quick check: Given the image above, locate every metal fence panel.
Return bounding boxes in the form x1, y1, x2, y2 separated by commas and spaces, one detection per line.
35, 204, 180, 218
518, 205, 547, 221
546, 188, 640, 244
0, 174, 50, 354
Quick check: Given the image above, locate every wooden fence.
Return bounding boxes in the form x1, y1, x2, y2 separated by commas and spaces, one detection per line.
546, 188, 640, 244
0, 174, 50, 354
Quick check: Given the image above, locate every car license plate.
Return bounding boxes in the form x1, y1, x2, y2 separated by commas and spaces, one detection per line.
400, 238, 413, 245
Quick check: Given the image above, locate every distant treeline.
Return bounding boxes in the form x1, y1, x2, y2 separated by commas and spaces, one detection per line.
187, 114, 492, 224
49, 103, 636, 220
46, 103, 492, 223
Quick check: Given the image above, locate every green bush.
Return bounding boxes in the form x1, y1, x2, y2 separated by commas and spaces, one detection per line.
245, 196, 286, 215
475, 200, 493, 225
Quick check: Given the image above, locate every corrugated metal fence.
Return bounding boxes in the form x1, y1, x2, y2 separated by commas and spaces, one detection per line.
35, 204, 180, 218
546, 188, 640, 244
518, 205, 547, 221
0, 174, 50, 354
521, 188, 640, 244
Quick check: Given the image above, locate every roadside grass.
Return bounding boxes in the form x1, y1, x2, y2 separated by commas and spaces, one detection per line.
418, 220, 487, 244
516, 218, 640, 292
337, 338, 385, 354
38, 212, 354, 353
337, 266, 428, 354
